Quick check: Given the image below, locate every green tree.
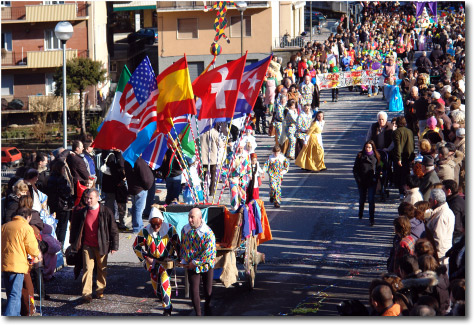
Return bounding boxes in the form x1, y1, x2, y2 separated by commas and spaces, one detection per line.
54, 57, 107, 136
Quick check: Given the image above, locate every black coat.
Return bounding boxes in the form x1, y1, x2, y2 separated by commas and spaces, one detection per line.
66, 153, 90, 186
101, 150, 126, 194
69, 204, 119, 256
46, 173, 73, 213
446, 194, 465, 242
124, 157, 154, 195
353, 152, 380, 187
36, 169, 49, 193
445, 235, 465, 280
3, 193, 20, 224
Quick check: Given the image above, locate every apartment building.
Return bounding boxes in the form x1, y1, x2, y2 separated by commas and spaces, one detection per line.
1, 1, 109, 125
155, 1, 305, 78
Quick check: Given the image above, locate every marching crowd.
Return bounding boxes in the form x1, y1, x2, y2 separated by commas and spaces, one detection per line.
1, 1, 466, 317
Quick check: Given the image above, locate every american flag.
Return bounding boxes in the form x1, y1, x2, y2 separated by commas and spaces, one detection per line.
141, 115, 190, 169
120, 57, 159, 133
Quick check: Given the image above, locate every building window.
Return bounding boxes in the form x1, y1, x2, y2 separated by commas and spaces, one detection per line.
1, 32, 12, 51
230, 15, 251, 37
44, 30, 61, 50
177, 18, 198, 39
1, 74, 14, 96
45, 73, 56, 95
1, 1, 11, 7
187, 61, 204, 81
43, 1, 65, 4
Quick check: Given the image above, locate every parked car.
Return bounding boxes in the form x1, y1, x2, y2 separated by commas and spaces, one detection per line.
1, 147, 22, 168
127, 28, 158, 44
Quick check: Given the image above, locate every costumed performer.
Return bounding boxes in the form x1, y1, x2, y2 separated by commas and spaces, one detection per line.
132, 206, 181, 316
263, 145, 290, 208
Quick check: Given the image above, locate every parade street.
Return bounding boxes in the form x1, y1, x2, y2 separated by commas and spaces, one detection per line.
7, 87, 404, 316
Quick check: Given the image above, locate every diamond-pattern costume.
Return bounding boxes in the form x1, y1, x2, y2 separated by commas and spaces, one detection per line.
263, 153, 290, 204
180, 222, 216, 273
296, 111, 313, 140
285, 109, 298, 158
222, 150, 251, 210
273, 102, 285, 144
133, 223, 180, 309
299, 82, 314, 106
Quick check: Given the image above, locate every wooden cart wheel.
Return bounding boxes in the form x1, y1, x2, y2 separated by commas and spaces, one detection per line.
246, 263, 257, 290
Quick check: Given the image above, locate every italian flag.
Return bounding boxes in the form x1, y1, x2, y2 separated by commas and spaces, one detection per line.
92, 66, 137, 151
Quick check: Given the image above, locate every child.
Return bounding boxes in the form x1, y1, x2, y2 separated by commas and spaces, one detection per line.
182, 156, 204, 204
246, 153, 264, 203
283, 62, 295, 83
41, 224, 62, 281
263, 145, 290, 208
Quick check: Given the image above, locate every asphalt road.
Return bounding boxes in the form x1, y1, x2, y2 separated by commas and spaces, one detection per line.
1, 86, 407, 317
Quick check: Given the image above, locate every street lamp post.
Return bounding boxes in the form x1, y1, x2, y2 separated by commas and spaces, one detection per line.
236, 1, 247, 57
54, 21, 73, 149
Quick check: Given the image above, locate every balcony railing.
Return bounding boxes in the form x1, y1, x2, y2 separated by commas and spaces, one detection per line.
156, 1, 268, 10
1, 6, 26, 20
1, 94, 81, 113
2, 50, 89, 68
1, 3, 88, 21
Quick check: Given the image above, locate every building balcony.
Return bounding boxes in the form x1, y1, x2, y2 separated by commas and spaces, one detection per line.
156, 1, 269, 11
1, 94, 81, 114
1, 3, 88, 23
1, 49, 88, 69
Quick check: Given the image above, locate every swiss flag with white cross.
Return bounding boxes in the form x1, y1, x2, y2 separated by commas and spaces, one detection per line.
193, 54, 247, 120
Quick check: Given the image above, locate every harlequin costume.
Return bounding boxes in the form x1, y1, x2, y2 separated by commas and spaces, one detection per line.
263, 152, 289, 206
180, 219, 216, 316
133, 207, 180, 312
285, 109, 298, 159
273, 101, 286, 145
222, 148, 251, 211
299, 81, 314, 106
295, 110, 313, 159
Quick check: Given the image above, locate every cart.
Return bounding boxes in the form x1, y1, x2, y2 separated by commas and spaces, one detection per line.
159, 200, 270, 296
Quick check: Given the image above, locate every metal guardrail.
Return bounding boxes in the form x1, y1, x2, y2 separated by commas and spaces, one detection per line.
1, 169, 16, 183
273, 36, 305, 49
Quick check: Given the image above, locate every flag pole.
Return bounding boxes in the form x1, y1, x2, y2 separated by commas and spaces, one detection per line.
203, 118, 213, 204
188, 115, 205, 200
211, 116, 235, 204
215, 114, 253, 206
167, 132, 200, 204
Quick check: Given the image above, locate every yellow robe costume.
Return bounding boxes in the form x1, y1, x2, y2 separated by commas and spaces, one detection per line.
295, 121, 326, 171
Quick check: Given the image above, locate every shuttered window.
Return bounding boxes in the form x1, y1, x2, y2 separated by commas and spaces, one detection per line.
187, 61, 204, 81
177, 18, 198, 39
230, 15, 251, 37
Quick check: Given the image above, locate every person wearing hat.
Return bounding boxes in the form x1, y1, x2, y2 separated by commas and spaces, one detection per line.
419, 155, 440, 201
433, 103, 451, 140
246, 153, 264, 203
436, 146, 456, 183
421, 115, 443, 145
241, 125, 257, 154
454, 128, 465, 155
133, 206, 180, 316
